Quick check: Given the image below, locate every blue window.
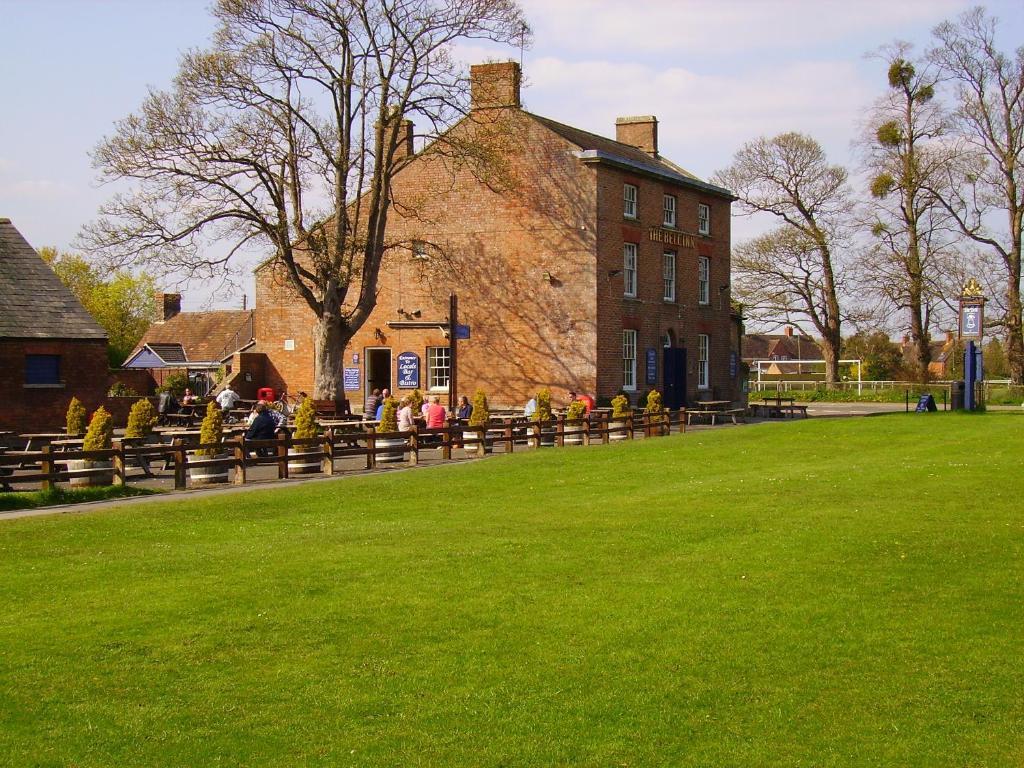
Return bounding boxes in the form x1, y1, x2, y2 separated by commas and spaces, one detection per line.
25, 355, 61, 385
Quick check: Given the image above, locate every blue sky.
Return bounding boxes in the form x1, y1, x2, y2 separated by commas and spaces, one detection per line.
2, 0, 1021, 309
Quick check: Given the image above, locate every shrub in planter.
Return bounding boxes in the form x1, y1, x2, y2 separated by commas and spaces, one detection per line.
289, 397, 321, 474
71, 407, 114, 486
645, 389, 667, 433
533, 388, 554, 445
465, 389, 490, 452
125, 399, 158, 439
564, 400, 587, 445
190, 401, 228, 484
610, 393, 631, 441
376, 398, 404, 463
66, 397, 87, 437
409, 389, 425, 415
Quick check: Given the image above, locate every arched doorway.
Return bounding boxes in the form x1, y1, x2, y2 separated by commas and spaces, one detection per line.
662, 329, 686, 409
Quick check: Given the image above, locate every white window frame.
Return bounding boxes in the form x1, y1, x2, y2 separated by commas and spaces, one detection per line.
698, 334, 710, 390
662, 251, 676, 302
623, 243, 638, 298
427, 346, 450, 391
663, 194, 677, 228
698, 256, 710, 305
698, 203, 710, 235
624, 184, 638, 219
623, 329, 638, 392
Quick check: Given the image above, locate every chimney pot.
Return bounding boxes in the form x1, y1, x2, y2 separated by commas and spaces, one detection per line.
615, 115, 658, 156
470, 61, 521, 110
784, 325, 793, 337
395, 119, 414, 160
155, 292, 181, 322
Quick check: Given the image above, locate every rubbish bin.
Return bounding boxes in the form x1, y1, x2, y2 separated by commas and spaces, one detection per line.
257, 386, 276, 402
951, 380, 965, 410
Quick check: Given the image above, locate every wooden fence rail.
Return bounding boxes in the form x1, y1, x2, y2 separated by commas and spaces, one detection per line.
1, 409, 693, 493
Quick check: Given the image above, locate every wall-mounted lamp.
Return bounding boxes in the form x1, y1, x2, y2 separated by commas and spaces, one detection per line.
719, 283, 730, 293
607, 269, 623, 278
374, 327, 386, 342
542, 270, 554, 283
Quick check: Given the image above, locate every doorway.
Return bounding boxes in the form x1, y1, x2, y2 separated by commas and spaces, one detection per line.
366, 347, 392, 397
663, 347, 687, 409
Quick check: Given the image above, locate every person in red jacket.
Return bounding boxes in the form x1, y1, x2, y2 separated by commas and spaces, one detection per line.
568, 391, 594, 413
426, 395, 448, 429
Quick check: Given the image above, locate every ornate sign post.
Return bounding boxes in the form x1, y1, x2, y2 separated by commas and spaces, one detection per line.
958, 278, 986, 411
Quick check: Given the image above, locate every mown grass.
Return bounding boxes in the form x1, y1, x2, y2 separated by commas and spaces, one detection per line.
0, 484, 159, 512
0, 413, 1022, 766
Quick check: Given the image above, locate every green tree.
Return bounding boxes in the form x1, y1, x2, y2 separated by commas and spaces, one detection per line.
84, 0, 529, 401
984, 337, 1010, 378
39, 247, 156, 367
841, 331, 906, 381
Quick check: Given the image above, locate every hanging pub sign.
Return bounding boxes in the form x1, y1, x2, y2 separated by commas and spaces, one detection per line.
343, 367, 360, 392
958, 277, 985, 340
646, 348, 658, 385
397, 351, 420, 388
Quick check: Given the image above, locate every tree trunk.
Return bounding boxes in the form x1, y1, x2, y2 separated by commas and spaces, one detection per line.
819, 333, 841, 386
312, 292, 349, 401
908, 286, 931, 383
1007, 278, 1023, 384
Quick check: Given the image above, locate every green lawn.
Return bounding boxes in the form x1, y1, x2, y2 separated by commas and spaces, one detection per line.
1, 413, 1022, 766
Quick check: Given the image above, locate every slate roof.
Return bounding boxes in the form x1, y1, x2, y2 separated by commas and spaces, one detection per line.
742, 333, 824, 362
528, 113, 734, 200
0, 218, 107, 340
132, 309, 254, 364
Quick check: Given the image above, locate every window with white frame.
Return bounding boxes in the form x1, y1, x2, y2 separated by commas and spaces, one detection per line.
698, 334, 710, 389
698, 256, 710, 305
623, 243, 637, 297
662, 251, 676, 302
698, 203, 710, 235
427, 346, 450, 390
624, 184, 638, 219
623, 329, 637, 391
663, 194, 677, 227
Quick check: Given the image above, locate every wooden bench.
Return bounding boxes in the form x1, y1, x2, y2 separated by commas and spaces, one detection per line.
780, 404, 809, 418
313, 399, 351, 419
687, 408, 746, 426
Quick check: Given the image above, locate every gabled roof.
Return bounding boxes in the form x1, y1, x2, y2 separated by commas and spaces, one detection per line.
743, 333, 824, 361
0, 218, 107, 340
528, 113, 735, 200
131, 309, 254, 365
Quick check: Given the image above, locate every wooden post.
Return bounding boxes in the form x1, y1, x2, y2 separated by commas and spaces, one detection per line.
582, 416, 591, 446
173, 438, 186, 489
442, 420, 452, 461
627, 413, 635, 440
367, 427, 376, 470
504, 424, 514, 454
113, 441, 126, 487
321, 429, 334, 476
277, 433, 289, 479
476, 427, 486, 458
556, 415, 565, 447
680, 407, 686, 433
409, 427, 419, 466
40, 445, 54, 492
234, 438, 247, 485
530, 421, 539, 449
601, 412, 610, 444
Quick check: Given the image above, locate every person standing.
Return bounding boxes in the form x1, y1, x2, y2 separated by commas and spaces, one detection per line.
364, 388, 381, 422
216, 383, 240, 415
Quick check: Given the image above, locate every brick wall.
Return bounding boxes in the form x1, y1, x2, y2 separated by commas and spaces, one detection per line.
1, 338, 111, 432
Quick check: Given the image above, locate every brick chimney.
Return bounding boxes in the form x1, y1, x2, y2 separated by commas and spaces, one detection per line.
394, 119, 414, 159
784, 325, 793, 337
616, 116, 658, 156
470, 61, 521, 110
155, 292, 181, 323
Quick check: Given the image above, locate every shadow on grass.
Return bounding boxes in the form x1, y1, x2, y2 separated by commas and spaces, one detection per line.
0, 485, 162, 512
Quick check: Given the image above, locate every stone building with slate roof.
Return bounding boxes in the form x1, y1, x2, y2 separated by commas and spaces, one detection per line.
255, 61, 741, 409
0, 218, 110, 432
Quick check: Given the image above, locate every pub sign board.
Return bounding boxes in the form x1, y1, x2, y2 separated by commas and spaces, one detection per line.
343, 367, 360, 392
397, 351, 420, 389
646, 348, 657, 385
960, 302, 984, 339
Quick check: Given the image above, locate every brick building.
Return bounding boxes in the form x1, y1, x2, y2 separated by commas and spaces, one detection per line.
255, 62, 738, 410
0, 218, 110, 432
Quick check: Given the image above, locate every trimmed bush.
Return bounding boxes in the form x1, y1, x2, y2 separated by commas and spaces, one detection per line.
534, 388, 552, 422
611, 394, 630, 419
566, 400, 587, 421
293, 398, 320, 440
379, 397, 399, 432
82, 407, 114, 452
469, 389, 490, 428
645, 389, 666, 424
125, 399, 158, 439
409, 389, 425, 414
157, 372, 189, 396
195, 401, 224, 457
66, 397, 87, 437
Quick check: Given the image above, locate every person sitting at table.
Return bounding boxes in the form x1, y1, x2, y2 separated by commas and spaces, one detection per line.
364, 388, 381, 422
567, 391, 594, 414
157, 390, 179, 425
426, 396, 447, 429
457, 395, 472, 421
523, 396, 537, 417
397, 397, 416, 433
216, 383, 241, 416
245, 402, 277, 456
181, 388, 198, 406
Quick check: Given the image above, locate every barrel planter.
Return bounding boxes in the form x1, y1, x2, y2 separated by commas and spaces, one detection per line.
539, 426, 556, 447
375, 437, 406, 463
287, 447, 320, 475
563, 423, 584, 445
188, 451, 230, 485
67, 459, 114, 487
609, 419, 628, 441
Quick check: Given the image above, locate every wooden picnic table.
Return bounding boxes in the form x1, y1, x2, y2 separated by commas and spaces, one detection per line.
19, 433, 66, 452
696, 400, 732, 411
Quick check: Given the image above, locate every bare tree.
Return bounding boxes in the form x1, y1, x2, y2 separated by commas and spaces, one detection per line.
929, 7, 1024, 383
859, 46, 960, 382
713, 133, 856, 384
83, 0, 530, 400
